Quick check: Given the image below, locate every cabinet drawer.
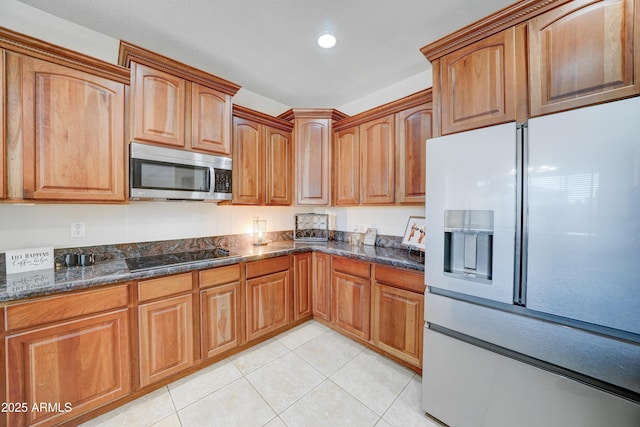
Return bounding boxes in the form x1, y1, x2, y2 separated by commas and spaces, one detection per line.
332, 256, 370, 279
199, 264, 241, 288
246, 255, 290, 279
5, 284, 129, 332
374, 264, 425, 293
138, 272, 193, 302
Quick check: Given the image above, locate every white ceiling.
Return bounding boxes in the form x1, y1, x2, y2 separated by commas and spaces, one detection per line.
17, 0, 514, 109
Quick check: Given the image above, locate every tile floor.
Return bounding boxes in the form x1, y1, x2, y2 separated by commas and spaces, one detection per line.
81, 320, 441, 427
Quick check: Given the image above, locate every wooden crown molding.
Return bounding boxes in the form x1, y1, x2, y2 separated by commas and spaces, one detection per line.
333, 88, 432, 131
420, 0, 572, 61
118, 40, 241, 96
278, 108, 349, 122
0, 26, 130, 84
233, 105, 294, 132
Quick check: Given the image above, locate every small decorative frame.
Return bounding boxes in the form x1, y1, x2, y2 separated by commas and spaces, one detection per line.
401, 216, 426, 252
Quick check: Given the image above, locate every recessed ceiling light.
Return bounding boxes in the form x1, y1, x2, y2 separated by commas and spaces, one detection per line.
317, 33, 337, 49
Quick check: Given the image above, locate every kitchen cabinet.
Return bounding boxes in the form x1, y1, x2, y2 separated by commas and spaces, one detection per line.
5, 285, 131, 427
331, 256, 371, 341
293, 252, 313, 321
137, 273, 194, 387
360, 115, 395, 204
528, 0, 640, 116
119, 41, 240, 156
437, 27, 525, 135
245, 256, 291, 341
232, 106, 294, 205
1, 48, 5, 199
199, 264, 242, 359
372, 265, 425, 368
7, 53, 126, 202
395, 103, 432, 204
333, 127, 360, 205
312, 252, 332, 322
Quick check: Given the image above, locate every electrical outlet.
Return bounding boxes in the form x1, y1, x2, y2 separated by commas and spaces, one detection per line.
70, 222, 85, 238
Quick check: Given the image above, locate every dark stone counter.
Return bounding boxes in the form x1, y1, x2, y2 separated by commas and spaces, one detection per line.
0, 240, 424, 303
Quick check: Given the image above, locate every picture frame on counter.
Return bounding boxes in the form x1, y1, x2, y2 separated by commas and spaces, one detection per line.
402, 216, 426, 251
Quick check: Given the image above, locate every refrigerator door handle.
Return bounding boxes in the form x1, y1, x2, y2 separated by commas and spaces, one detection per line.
514, 123, 528, 306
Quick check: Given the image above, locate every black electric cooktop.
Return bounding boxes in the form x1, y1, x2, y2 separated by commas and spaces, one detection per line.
125, 248, 231, 272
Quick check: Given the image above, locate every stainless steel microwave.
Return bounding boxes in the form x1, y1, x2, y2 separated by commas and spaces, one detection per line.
130, 142, 232, 201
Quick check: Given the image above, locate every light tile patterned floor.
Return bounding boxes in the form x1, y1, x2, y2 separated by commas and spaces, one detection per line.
81, 320, 439, 427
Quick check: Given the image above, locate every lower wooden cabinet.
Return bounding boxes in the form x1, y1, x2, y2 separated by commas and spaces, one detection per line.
293, 252, 313, 321
312, 252, 331, 321
5, 286, 131, 427
245, 256, 291, 341
199, 264, 242, 359
331, 257, 371, 341
137, 273, 195, 387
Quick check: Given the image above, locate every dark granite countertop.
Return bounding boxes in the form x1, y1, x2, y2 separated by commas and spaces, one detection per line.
0, 241, 424, 304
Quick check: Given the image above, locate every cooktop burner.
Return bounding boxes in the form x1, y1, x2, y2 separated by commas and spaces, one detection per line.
125, 248, 231, 272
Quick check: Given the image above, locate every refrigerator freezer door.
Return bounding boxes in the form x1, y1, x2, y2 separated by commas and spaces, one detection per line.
426, 122, 517, 304
526, 96, 640, 334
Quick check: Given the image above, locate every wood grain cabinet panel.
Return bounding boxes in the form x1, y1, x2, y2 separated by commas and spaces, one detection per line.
131, 62, 185, 148
201, 282, 241, 359
138, 294, 194, 387
395, 104, 432, 204
295, 118, 331, 205
232, 117, 263, 205
360, 115, 395, 204
293, 252, 313, 321
19, 56, 126, 201
191, 83, 232, 155
6, 310, 131, 427
331, 260, 371, 341
528, 0, 640, 116
372, 283, 423, 367
312, 252, 331, 322
1, 49, 5, 199
333, 126, 360, 206
265, 126, 293, 205
440, 28, 521, 135
246, 270, 290, 341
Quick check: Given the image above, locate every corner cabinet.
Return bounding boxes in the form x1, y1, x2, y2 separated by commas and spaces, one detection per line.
119, 41, 240, 156
232, 106, 294, 205
528, 0, 640, 116
5, 285, 131, 427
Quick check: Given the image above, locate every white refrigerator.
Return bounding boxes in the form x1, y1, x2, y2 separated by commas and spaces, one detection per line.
422, 96, 640, 427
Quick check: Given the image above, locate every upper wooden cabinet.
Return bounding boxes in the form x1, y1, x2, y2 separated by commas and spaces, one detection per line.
233, 106, 294, 205
395, 103, 432, 204
333, 90, 432, 206
437, 27, 526, 135
1, 28, 130, 202
528, 0, 640, 116
422, 0, 639, 134
119, 41, 240, 156
1, 49, 5, 199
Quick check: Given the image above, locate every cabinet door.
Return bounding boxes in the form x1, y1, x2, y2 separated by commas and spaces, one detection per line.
132, 62, 185, 148
360, 115, 395, 204
191, 83, 232, 155
396, 104, 432, 204
294, 252, 313, 321
139, 294, 194, 387
20, 56, 126, 201
232, 117, 263, 205
372, 283, 423, 367
312, 252, 331, 322
440, 28, 520, 134
6, 310, 131, 427
295, 118, 331, 205
1, 49, 5, 199
246, 270, 290, 341
201, 282, 241, 359
265, 126, 293, 205
331, 270, 371, 341
528, 0, 640, 116
333, 126, 360, 205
